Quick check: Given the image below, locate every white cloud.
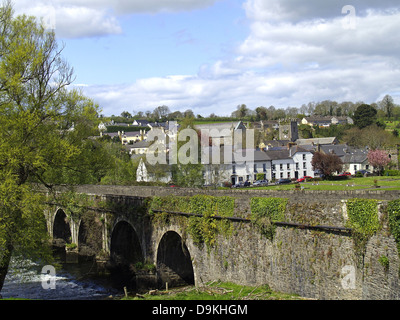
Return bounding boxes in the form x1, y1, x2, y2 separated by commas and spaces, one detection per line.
13, 0, 221, 38
13, 0, 400, 115
80, 0, 400, 116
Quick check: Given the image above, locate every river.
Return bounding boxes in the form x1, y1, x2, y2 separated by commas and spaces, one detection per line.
1, 257, 121, 300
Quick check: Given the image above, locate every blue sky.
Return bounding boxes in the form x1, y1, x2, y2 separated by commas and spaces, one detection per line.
13, 0, 400, 117
62, 0, 247, 85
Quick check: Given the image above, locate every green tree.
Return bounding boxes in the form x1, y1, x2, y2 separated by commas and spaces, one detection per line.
353, 104, 377, 129
120, 111, 132, 118
171, 117, 204, 187
0, 3, 109, 293
232, 104, 249, 119
311, 152, 343, 178
380, 94, 394, 120
255, 106, 268, 120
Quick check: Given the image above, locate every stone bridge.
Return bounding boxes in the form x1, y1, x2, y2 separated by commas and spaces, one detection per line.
43, 185, 400, 300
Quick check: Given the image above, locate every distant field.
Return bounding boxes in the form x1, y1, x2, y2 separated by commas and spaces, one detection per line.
220, 176, 400, 191
385, 121, 400, 131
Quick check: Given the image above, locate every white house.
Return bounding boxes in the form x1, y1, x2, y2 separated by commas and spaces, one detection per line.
136, 158, 172, 183
267, 146, 315, 181
202, 146, 315, 186
319, 144, 371, 175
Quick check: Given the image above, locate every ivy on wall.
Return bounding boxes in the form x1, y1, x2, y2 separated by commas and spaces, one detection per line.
148, 195, 235, 249
387, 199, 400, 256
345, 198, 380, 261
250, 197, 287, 241
49, 191, 94, 221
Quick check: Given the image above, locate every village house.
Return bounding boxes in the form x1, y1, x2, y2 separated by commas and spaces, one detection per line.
136, 158, 172, 183
318, 144, 372, 175
202, 144, 315, 186
301, 116, 353, 127
125, 140, 152, 155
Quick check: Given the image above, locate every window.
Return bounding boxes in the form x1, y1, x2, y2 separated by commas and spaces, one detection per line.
272, 164, 276, 171
280, 172, 284, 178
280, 164, 283, 170
232, 165, 236, 174
354, 165, 357, 171
287, 163, 290, 170
263, 163, 266, 172
304, 171, 307, 177
287, 172, 291, 179
303, 162, 307, 169
296, 163, 299, 170
254, 164, 257, 172
303, 154, 306, 161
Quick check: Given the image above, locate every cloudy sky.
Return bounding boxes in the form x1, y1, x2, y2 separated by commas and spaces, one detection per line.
13, 0, 400, 116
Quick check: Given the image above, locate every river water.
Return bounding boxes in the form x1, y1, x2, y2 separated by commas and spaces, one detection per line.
1, 257, 121, 300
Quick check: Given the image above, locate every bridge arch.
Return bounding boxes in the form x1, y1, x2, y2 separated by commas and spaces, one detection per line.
156, 230, 195, 289
52, 208, 72, 244
77, 212, 103, 260
109, 220, 144, 290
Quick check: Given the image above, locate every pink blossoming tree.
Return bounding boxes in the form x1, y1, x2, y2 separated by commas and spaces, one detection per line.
367, 149, 391, 175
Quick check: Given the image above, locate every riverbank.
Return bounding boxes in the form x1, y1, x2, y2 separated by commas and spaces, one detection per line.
121, 281, 307, 301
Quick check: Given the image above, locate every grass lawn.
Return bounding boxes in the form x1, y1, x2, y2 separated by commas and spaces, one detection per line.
220, 176, 400, 191
124, 281, 304, 301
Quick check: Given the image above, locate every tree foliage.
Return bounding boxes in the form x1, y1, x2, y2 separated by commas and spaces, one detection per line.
353, 104, 377, 129
0, 2, 111, 293
170, 117, 204, 187
367, 149, 391, 175
311, 152, 343, 178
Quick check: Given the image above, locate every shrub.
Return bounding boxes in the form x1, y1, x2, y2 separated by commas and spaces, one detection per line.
383, 170, 400, 176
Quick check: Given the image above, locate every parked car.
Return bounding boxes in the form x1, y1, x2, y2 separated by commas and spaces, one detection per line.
296, 176, 313, 182
232, 181, 250, 188
338, 172, 351, 177
275, 178, 292, 185
231, 182, 244, 188
355, 170, 371, 176
253, 180, 269, 187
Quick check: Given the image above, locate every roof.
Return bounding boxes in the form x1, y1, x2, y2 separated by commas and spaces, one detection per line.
102, 132, 120, 138
342, 153, 368, 164
133, 119, 150, 126
262, 140, 291, 148
319, 144, 368, 163
303, 117, 332, 123
128, 140, 151, 148
289, 145, 313, 155
121, 131, 141, 137
296, 137, 338, 145
319, 144, 350, 157
195, 121, 246, 132
253, 150, 272, 161
264, 149, 291, 160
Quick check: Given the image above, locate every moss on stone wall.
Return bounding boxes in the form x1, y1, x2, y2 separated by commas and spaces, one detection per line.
148, 194, 235, 249
387, 199, 400, 256
250, 197, 287, 240
345, 198, 380, 263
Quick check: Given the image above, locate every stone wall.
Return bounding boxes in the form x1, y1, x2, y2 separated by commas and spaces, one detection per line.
48, 185, 400, 299
145, 194, 400, 300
